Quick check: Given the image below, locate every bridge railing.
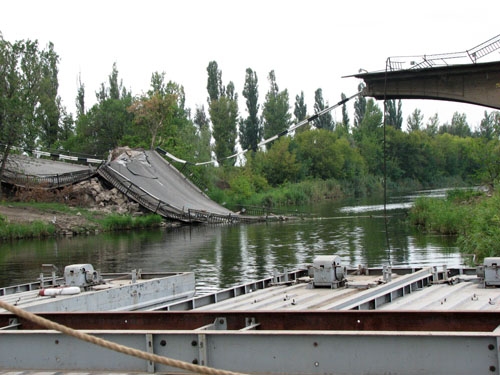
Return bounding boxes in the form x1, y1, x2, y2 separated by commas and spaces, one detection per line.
1, 168, 96, 189
97, 164, 286, 224
97, 165, 192, 223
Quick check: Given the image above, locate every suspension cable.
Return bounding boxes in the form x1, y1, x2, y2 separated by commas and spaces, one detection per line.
157, 90, 364, 166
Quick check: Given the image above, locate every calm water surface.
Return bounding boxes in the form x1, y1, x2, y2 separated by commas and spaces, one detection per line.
0, 190, 463, 290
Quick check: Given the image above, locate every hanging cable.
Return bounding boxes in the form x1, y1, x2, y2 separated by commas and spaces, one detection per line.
157, 90, 364, 166
383, 58, 392, 266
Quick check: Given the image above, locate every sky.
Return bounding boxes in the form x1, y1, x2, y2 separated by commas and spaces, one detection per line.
1, 0, 499, 132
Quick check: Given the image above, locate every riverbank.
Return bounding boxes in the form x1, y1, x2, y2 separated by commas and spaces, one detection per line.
0, 177, 179, 239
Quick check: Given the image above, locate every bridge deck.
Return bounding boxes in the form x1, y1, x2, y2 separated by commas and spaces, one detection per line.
98, 149, 241, 223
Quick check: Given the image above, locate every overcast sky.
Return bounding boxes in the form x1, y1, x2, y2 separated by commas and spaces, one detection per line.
1, 0, 499, 131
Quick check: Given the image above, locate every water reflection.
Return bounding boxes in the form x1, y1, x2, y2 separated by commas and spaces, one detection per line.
0, 193, 464, 290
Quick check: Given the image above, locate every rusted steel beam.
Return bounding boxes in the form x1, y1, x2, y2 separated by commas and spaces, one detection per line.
2, 310, 499, 332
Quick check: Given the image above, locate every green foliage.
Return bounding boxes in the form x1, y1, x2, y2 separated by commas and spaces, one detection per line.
210, 94, 238, 164
0, 36, 62, 162
240, 68, 261, 151
457, 192, 500, 260
439, 112, 471, 137
409, 196, 468, 234
407, 188, 500, 261
406, 108, 423, 132
313, 88, 334, 130
100, 214, 162, 231
262, 70, 291, 143
294, 130, 343, 179
254, 137, 300, 186
0, 215, 55, 240
294, 91, 307, 124
386, 99, 403, 130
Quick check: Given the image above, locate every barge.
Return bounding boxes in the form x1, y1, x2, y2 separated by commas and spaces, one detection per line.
0, 263, 195, 312
1, 256, 500, 374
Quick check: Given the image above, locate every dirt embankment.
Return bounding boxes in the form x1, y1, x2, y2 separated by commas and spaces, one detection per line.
0, 177, 148, 236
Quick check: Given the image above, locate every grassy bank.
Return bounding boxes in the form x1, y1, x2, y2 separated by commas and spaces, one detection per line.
408, 188, 499, 260
0, 202, 164, 241
0, 215, 56, 240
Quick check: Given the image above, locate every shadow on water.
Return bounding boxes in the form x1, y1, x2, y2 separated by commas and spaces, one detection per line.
0, 190, 462, 290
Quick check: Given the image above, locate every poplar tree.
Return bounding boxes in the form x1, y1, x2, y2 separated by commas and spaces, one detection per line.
340, 93, 350, 134
407, 108, 424, 132
313, 88, 333, 130
294, 91, 307, 122
261, 70, 291, 146
240, 68, 260, 151
353, 82, 366, 128
206, 61, 238, 164
293, 91, 308, 133
386, 99, 403, 130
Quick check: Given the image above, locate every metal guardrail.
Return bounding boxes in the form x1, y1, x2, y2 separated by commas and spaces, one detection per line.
1, 168, 96, 189
98, 164, 261, 224
385, 34, 500, 72
97, 164, 285, 224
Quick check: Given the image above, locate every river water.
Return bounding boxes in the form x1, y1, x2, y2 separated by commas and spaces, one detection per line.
0, 190, 463, 290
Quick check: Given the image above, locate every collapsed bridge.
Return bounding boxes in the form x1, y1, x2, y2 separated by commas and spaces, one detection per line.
0, 149, 275, 224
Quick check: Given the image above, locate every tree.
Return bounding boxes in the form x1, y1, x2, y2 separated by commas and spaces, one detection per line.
477, 110, 498, 140
294, 129, 343, 179
353, 82, 366, 128
313, 88, 334, 130
293, 91, 308, 133
0, 35, 62, 184
340, 93, 350, 134
37, 42, 61, 149
209, 89, 238, 164
76, 74, 85, 117
439, 112, 471, 138
255, 136, 300, 186
193, 105, 212, 163
425, 113, 439, 137
0, 36, 23, 175
240, 68, 261, 151
127, 71, 181, 150
71, 64, 133, 155
353, 99, 384, 175
194, 104, 209, 131
294, 91, 307, 122
386, 99, 403, 130
407, 108, 424, 132
206, 61, 223, 103
128, 92, 176, 150
261, 70, 291, 146
205, 62, 238, 164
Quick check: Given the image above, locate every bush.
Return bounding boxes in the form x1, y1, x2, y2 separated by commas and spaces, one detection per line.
100, 214, 162, 231
0, 219, 56, 240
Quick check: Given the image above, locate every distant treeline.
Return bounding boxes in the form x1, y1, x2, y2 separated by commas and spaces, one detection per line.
1, 34, 500, 207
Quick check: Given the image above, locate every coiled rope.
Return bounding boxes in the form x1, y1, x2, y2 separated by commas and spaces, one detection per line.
0, 299, 246, 375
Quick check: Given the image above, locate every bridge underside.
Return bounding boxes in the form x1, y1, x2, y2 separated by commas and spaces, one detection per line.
353, 61, 500, 109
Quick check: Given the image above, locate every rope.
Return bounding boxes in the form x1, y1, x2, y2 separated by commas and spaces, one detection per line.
0, 299, 247, 375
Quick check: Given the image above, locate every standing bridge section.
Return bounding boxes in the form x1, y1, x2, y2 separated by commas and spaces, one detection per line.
1, 153, 98, 189
354, 60, 500, 110
352, 34, 500, 109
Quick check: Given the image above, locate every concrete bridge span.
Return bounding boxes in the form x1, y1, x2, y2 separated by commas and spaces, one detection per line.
353, 60, 500, 110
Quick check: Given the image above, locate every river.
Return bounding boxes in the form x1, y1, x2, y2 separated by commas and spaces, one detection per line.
0, 189, 463, 290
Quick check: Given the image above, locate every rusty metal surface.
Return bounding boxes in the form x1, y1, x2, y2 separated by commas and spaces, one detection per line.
2, 310, 499, 332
